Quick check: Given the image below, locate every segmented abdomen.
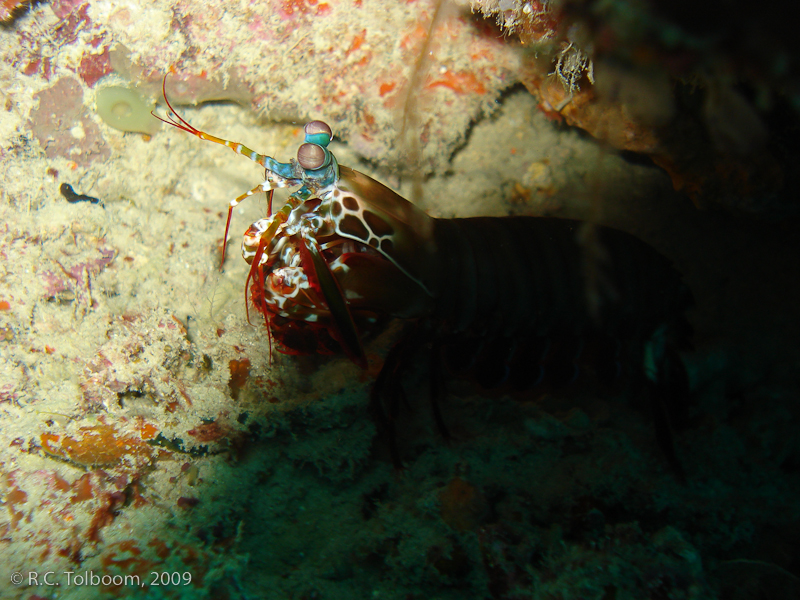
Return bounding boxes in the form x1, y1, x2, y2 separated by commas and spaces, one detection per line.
429, 217, 692, 388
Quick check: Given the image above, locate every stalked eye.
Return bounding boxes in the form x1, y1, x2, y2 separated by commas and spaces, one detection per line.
305, 120, 332, 138
303, 120, 333, 148
297, 143, 327, 170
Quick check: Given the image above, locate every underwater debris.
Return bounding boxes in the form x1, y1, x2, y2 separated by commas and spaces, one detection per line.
553, 41, 594, 92
60, 182, 102, 205
228, 358, 251, 401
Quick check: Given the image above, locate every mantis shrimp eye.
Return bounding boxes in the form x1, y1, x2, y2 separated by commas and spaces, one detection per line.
303, 120, 333, 148
304, 120, 332, 138
297, 142, 327, 170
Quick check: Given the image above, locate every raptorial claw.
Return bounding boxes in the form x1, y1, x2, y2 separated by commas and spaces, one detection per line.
155, 76, 433, 366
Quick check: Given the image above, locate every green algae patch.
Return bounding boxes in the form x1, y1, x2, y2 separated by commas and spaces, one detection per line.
96, 85, 160, 135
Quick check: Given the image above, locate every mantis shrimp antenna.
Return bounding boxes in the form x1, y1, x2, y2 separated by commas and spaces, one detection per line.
152, 75, 278, 268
